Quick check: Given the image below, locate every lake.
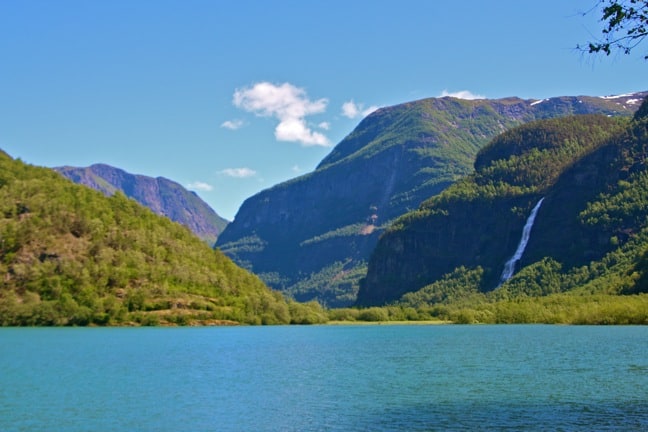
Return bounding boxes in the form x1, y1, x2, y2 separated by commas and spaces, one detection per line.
0, 325, 646, 431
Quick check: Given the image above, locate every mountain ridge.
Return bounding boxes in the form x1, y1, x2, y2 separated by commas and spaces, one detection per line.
357, 98, 648, 306
56, 164, 228, 245
217, 91, 647, 306
0, 151, 303, 326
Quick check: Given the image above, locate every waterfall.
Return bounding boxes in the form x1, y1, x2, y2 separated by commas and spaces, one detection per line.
499, 198, 545, 284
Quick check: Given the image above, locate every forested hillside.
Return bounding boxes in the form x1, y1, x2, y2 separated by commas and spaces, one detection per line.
357, 98, 648, 312
0, 152, 324, 326
56, 164, 228, 245
217, 92, 646, 307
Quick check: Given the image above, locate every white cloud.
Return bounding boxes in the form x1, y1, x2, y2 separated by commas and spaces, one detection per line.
220, 167, 257, 178
292, 165, 301, 172
439, 90, 485, 100
341, 100, 379, 119
341, 101, 360, 118
275, 117, 329, 146
318, 121, 330, 130
187, 181, 213, 192
233, 82, 330, 146
221, 119, 244, 130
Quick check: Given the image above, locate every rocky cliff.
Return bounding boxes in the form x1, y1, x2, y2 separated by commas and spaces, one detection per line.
55, 164, 228, 245
217, 92, 646, 306
357, 97, 648, 306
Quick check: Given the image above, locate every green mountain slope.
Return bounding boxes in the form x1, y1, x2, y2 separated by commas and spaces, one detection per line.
0, 152, 296, 326
56, 164, 228, 245
357, 98, 648, 307
217, 92, 646, 307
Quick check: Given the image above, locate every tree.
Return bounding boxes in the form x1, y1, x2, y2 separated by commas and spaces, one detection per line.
585, 1, 648, 58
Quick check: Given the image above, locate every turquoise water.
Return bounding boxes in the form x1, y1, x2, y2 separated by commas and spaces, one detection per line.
0, 325, 646, 431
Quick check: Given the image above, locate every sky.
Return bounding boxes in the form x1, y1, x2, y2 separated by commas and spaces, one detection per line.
1, 0, 646, 220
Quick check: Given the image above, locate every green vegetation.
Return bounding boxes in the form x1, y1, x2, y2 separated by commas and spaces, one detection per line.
359, 97, 648, 313
4, 97, 648, 326
410, 114, 626, 211
584, 0, 648, 59
285, 261, 368, 307
331, 222, 648, 324
218, 94, 641, 307
436, 294, 648, 325
0, 151, 327, 326
473, 115, 626, 192
300, 223, 369, 246
324, 294, 648, 325
56, 164, 229, 246
330, 101, 648, 324
580, 170, 648, 233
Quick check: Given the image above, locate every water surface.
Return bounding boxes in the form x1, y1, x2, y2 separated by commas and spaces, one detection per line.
1, 325, 646, 431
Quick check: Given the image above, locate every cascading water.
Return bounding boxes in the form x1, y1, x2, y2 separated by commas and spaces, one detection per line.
499, 198, 545, 284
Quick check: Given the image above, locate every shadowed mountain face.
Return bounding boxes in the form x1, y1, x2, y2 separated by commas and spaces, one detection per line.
55, 164, 228, 245
357, 98, 648, 306
216, 92, 647, 307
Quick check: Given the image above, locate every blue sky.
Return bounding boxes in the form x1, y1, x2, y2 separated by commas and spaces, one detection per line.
1, 0, 646, 220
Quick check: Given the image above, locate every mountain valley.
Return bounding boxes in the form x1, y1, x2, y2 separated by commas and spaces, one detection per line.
358, 98, 648, 314
2, 92, 647, 325
217, 92, 647, 307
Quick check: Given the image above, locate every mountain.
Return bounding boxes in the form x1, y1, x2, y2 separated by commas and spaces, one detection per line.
55, 164, 228, 245
357, 97, 648, 307
216, 92, 647, 307
0, 152, 318, 326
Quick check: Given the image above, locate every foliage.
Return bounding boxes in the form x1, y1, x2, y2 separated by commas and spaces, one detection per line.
580, 170, 648, 231
399, 267, 486, 307
285, 261, 368, 308
361, 108, 648, 306
448, 294, 648, 325
323, 293, 648, 325
492, 258, 564, 298
474, 115, 626, 191
56, 164, 229, 245
584, 0, 648, 59
0, 151, 295, 326
397, 115, 626, 217
287, 300, 328, 324
395, 244, 648, 324
217, 95, 640, 307
300, 224, 371, 246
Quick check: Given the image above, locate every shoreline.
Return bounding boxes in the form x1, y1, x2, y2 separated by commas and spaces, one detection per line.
324, 320, 452, 326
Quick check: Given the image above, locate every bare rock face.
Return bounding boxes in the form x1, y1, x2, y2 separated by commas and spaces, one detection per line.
358, 97, 648, 306
217, 92, 647, 307
55, 164, 228, 245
